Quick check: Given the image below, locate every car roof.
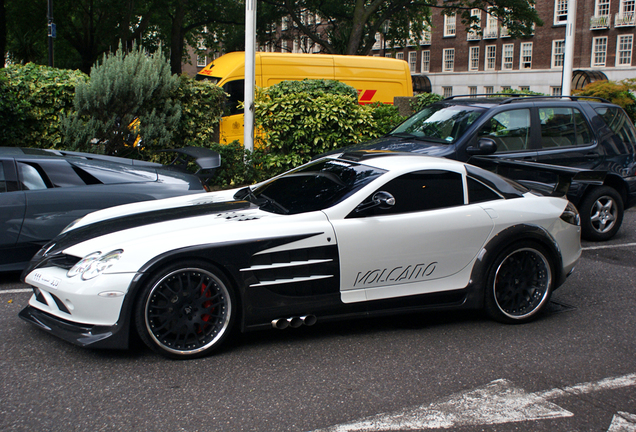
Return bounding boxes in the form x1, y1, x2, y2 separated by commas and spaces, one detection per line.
434, 94, 614, 108
332, 150, 468, 172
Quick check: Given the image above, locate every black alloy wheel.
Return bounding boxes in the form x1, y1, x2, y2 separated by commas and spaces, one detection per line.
135, 262, 235, 359
484, 242, 553, 324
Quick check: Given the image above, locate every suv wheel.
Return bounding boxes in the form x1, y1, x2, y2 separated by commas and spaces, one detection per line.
579, 186, 624, 241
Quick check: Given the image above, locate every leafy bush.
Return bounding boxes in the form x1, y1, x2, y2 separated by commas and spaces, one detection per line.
369, 102, 406, 135
499, 88, 546, 96
61, 43, 181, 156
411, 92, 443, 112
265, 79, 359, 100
254, 80, 380, 174
0, 64, 87, 147
573, 80, 636, 122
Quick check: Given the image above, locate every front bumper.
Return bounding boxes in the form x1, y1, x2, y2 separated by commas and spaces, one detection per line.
19, 305, 130, 349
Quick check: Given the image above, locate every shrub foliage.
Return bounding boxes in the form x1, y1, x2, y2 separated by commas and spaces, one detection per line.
573, 79, 636, 122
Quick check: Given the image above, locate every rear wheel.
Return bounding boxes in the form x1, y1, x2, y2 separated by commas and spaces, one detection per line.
135, 261, 235, 359
484, 242, 553, 324
579, 186, 623, 241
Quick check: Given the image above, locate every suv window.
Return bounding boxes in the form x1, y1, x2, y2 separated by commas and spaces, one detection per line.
478, 109, 531, 152
538, 107, 593, 148
594, 106, 636, 147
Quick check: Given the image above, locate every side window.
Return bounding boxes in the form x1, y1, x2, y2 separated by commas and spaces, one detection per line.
467, 177, 502, 203
18, 163, 48, 191
223, 79, 245, 116
0, 163, 6, 193
594, 106, 636, 147
478, 109, 531, 152
354, 170, 464, 217
539, 107, 593, 148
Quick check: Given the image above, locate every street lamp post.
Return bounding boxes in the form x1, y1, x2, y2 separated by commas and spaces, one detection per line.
244, 0, 257, 151
47, 0, 55, 67
562, 0, 577, 96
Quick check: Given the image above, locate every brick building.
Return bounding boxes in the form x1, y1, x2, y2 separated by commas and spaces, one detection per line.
372, 0, 635, 96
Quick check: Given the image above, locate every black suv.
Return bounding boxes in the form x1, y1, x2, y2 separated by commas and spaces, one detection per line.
342, 95, 636, 241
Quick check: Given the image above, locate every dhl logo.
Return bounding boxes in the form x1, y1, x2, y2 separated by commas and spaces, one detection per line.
357, 89, 377, 104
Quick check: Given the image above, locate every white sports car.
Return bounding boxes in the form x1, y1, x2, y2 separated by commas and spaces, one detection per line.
20, 152, 583, 359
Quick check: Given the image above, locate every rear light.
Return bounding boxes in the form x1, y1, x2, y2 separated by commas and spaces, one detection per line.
560, 201, 580, 226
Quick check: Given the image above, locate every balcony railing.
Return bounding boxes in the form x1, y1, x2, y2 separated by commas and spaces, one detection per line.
500, 26, 510, 37
421, 31, 432, 45
483, 28, 498, 39
467, 32, 481, 41
590, 15, 610, 29
615, 13, 636, 27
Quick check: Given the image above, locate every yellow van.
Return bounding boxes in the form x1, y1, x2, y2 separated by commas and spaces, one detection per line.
196, 52, 414, 144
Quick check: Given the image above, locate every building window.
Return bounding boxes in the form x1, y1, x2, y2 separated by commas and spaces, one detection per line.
409, 51, 417, 72
591, 0, 611, 28
282, 16, 289, 31
555, 0, 568, 25
396, 52, 404, 60
552, 40, 566, 68
196, 54, 207, 67
421, 50, 430, 72
616, 0, 636, 26
596, 0, 611, 16
592, 36, 608, 66
469, 46, 480, 71
502, 44, 514, 70
485, 86, 494, 95
520, 42, 533, 69
443, 87, 453, 97
484, 8, 498, 38
444, 14, 456, 37
281, 40, 288, 52
469, 86, 478, 97
485, 45, 497, 70
443, 48, 455, 71
520, 86, 530, 91
468, 9, 481, 40
501, 86, 511, 91
617, 35, 634, 65
551, 87, 562, 96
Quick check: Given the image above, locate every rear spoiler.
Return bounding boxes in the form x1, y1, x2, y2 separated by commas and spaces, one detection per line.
160, 146, 221, 186
469, 157, 606, 197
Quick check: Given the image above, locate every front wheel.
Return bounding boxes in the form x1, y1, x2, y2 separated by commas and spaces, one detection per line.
134, 261, 235, 359
578, 186, 623, 241
484, 242, 553, 324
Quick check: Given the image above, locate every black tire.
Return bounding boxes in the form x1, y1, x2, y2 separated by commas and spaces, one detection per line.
579, 186, 624, 241
484, 242, 554, 324
134, 261, 235, 359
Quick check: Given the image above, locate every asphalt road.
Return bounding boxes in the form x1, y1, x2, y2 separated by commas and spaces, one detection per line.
1, 211, 635, 432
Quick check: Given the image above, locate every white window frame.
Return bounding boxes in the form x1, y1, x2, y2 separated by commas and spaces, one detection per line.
444, 14, 456, 37
520, 42, 533, 69
469, 86, 478, 97
196, 54, 207, 67
617, 34, 634, 65
596, 0, 611, 16
552, 40, 566, 68
592, 36, 608, 66
502, 43, 514, 70
484, 8, 498, 38
468, 9, 481, 40
443, 86, 453, 97
396, 52, 404, 61
443, 48, 455, 72
485, 86, 494, 95
551, 86, 562, 96
555, 0, 568, 25
408, 51, 417, 72
469, 46, 480, 71
485, 45, 496, 70
421, 50, 430, 72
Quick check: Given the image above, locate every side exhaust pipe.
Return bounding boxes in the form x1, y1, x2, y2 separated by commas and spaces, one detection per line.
271, 315, 317, 329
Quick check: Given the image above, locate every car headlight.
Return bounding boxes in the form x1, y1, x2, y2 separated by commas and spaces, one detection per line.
560, 202, 580, 226
67, 250, 124, 280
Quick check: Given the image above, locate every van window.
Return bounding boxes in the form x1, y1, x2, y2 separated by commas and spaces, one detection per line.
539, 107, 593, 148
223, 80, 245, 115
478, 109, 531, 152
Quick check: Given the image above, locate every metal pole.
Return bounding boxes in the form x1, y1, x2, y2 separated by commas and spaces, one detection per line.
244, 0, 257, 151
47, 0, 54, 67
562, 0, 577, 96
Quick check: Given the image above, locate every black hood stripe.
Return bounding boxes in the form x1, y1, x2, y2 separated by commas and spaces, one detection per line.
47, 200, 254, 254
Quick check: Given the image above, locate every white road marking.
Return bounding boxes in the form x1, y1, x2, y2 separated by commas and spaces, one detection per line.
0, 289, 32, 294
582, 242, 636, 251
315, 373, 636, 432
608, 412, 636, 432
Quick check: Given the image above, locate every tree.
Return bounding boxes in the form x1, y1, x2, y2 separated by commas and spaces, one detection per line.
61, 43, 181, 156
260, 0, 542, 56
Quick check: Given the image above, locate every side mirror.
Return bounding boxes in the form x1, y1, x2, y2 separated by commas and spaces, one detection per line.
466, 137, 498, 155
355, 191, 396, 213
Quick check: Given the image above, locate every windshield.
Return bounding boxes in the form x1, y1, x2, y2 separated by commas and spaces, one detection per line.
234, 159, 386, 214
390, 104, 484, 144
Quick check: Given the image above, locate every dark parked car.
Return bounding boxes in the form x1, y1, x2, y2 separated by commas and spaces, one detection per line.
0, 147, 219, 272
336, 95, 636, 241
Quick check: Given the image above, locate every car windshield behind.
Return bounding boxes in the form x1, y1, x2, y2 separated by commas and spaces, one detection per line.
235, 159, 386, 214
390, 104, 484, 144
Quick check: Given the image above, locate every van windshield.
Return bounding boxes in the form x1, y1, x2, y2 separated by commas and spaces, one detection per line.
390, 104, 484, 144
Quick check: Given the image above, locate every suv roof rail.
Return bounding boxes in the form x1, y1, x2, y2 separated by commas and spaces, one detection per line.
443, 94, 611, 104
